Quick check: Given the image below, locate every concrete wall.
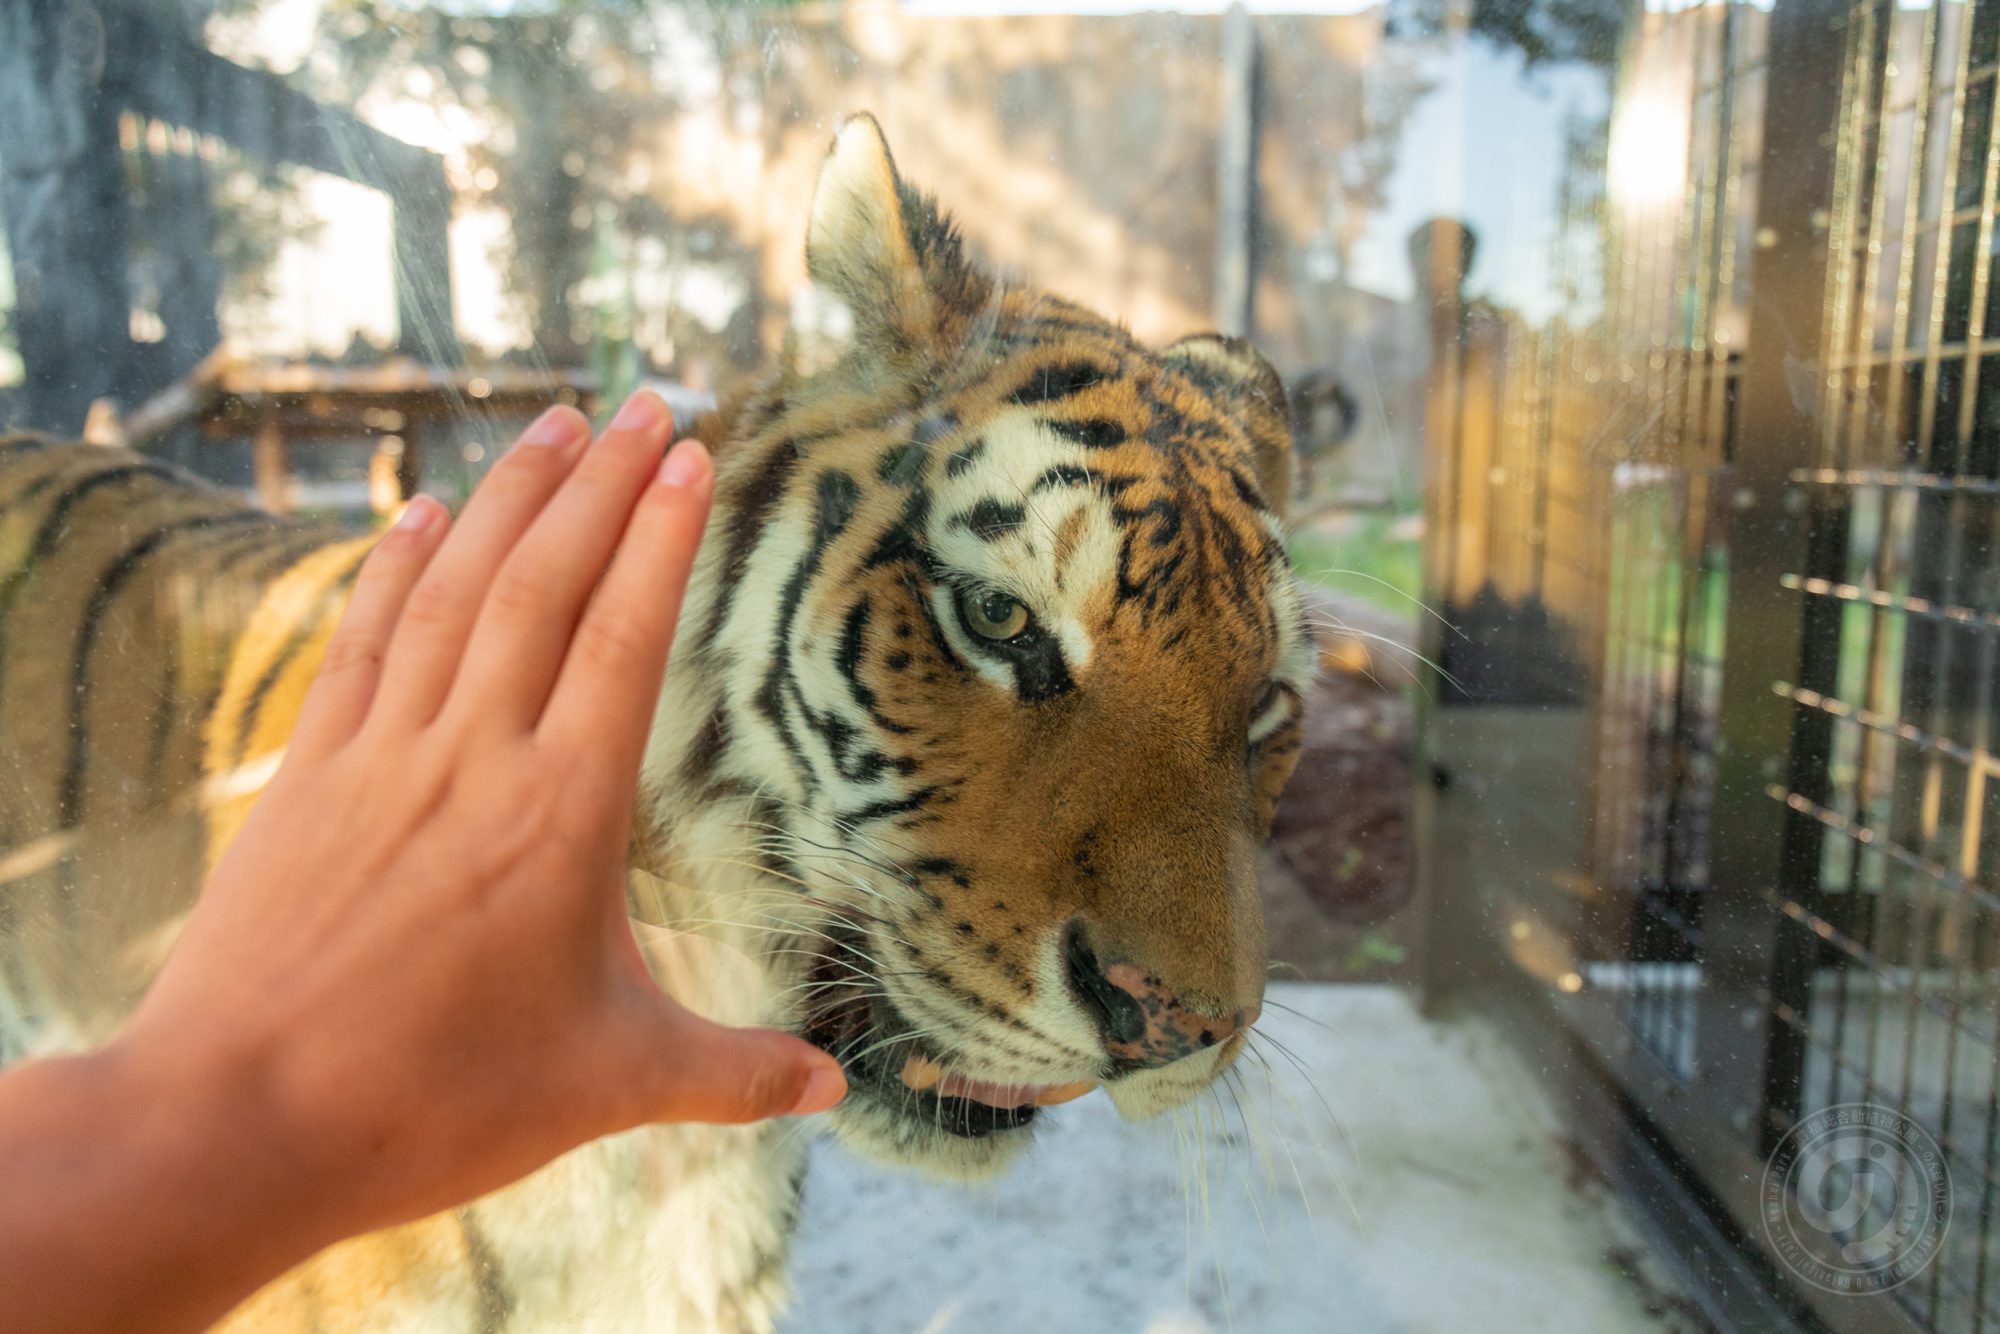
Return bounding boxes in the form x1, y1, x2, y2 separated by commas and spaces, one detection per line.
629, 1, 1431, 504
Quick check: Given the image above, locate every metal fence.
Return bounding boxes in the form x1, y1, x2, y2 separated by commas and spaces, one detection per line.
1417, 1, 2000, 1330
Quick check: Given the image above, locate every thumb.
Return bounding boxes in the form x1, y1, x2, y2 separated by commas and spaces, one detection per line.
622, 999, 848, 1126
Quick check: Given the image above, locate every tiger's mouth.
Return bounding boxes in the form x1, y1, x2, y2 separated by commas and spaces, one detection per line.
799, 929, 1096, 1140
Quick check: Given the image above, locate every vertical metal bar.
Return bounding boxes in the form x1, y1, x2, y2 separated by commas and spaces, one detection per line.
1764, 500, 1852, 1131
1215, 3, 1259, 342
1689, 0, 1848, 1166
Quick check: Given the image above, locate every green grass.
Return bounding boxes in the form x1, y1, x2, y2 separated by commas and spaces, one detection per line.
1288, 513, 1426, 617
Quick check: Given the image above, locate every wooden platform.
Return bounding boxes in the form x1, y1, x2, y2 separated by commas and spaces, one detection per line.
84, 352, 600, 513
195, 361, 598, 514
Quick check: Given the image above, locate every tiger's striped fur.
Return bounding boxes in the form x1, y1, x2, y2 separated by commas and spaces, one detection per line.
0, 436, 349, 1051
0, 115, 1312, 1330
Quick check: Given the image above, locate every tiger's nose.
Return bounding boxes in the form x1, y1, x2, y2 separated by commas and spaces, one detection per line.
1063, 921, 1255, 1069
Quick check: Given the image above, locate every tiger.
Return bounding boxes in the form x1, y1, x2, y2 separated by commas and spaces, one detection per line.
0, 114, 1313, 1330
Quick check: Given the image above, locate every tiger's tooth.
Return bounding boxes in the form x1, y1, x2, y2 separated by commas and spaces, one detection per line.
900, 1053, 945, 1090
1030, 1081, 1098, 1107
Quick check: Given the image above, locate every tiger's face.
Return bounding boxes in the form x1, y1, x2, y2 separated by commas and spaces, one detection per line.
652, 117, 1312, 1178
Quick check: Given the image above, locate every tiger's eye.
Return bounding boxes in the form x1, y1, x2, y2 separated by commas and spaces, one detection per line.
961, 588, 1031, 640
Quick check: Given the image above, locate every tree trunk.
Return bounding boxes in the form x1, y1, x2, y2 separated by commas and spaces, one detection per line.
128, 130, 225, 469
0, 0, 134, 436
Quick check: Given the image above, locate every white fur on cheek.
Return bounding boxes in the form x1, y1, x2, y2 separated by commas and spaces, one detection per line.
1260, 518, 1317, 689
736, 534, 827, 798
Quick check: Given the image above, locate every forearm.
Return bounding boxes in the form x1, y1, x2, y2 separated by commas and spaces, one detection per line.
0, 1042, 341, 1334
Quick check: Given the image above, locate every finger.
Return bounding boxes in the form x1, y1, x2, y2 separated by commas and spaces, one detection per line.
367, 405, 590, 731
535, 438, 713, 778
618, 1001, 847, 1127
449, 393, 681, 728
289, 497, 450, 758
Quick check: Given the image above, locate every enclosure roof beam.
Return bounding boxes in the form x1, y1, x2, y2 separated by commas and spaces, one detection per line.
106, 3, 439, 199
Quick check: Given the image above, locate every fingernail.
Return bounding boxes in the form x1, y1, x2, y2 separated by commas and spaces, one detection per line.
611, 391, 667, 435
790, 1062, 847, 1116
393, 495, 440, 532
521, 406, 583, 448
657, 440, 711, 491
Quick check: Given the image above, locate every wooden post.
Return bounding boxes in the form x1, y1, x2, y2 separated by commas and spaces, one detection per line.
253, 410, 290, 514
368, 440, 404, 516
0, 1, 135, 434
1410, 215, 1475, 1014
1215, 3, 1260, 339
394, 423, 424, 502
1411, 218, 1475, 616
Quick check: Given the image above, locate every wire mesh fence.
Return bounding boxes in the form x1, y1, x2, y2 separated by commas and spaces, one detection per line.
1421, 1, 2000, 1330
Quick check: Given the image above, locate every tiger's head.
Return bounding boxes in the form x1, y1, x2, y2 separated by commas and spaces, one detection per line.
648, 116, 1312, 1178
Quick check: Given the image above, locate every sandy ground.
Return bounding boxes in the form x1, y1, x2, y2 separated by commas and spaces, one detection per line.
781, 983, 1704, 1334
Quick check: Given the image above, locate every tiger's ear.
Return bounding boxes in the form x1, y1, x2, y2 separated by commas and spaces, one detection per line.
807, 115, 989, 363
1162, 334, 1296, 518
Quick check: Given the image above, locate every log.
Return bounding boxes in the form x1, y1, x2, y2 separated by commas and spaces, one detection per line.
82, 344, 239, 449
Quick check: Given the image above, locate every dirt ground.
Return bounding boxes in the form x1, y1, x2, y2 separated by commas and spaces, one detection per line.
1258, 601, 1421, 983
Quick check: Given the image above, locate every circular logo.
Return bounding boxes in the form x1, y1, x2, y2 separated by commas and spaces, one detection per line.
1762, 1103, 1950, 1294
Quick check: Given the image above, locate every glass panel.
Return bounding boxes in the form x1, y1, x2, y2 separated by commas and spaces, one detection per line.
6, 1, 2000, 1332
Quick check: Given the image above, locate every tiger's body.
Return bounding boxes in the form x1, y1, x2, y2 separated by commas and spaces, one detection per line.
0, 117, 1312, 1330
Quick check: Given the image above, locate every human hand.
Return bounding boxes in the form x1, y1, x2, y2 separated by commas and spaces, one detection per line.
112, 392, 845, 1247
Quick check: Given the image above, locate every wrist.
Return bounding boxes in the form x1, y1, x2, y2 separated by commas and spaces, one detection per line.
103, 1018, 363, 1256
0, 1033, 351, 1333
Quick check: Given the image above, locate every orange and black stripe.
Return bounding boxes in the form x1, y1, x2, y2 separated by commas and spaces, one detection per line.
0, 437, 349, 1038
